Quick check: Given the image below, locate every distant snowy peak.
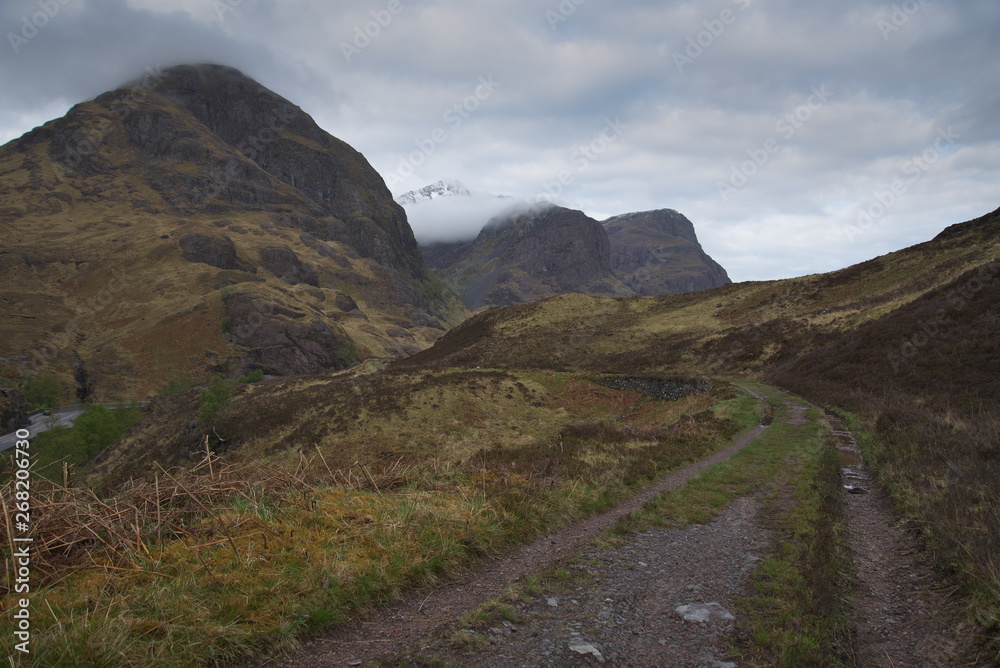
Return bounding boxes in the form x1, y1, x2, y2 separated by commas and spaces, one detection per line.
396, 180, 472, 207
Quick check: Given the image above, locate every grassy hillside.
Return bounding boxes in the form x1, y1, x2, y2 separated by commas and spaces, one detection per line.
770, 249, 1000, 655
398, 205, 1000, 658
1, 369, 756, 665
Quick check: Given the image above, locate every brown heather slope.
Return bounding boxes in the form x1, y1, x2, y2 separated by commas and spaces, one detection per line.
0, 64, 468, 402
769, 215, 1000, 658
398, 206, 1000, 379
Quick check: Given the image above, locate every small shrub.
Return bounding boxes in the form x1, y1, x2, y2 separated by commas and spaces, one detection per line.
199, 376, 232, 427
237, 369, 264, 384
337, 338, 360, 367
74, 403, 142, 455
159, 376, 195, 396
24, 375, 60, 409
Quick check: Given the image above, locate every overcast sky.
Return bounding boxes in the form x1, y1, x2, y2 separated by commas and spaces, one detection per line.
2, 0, 998, 281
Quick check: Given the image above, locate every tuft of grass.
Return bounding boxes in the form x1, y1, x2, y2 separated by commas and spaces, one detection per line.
236, 369, 264, 384
158, 375, 196, 396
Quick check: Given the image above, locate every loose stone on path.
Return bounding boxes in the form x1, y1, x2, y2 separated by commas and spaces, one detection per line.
675, 602, 735, 624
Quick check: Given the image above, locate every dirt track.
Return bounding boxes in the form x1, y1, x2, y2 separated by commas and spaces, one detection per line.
268, 393, 981, 667
268, 419, 770, 667
831, 416, 982, 667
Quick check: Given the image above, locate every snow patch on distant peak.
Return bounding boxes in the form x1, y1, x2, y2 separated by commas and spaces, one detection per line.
398, 181, 519, 244
396, 180, 471, 207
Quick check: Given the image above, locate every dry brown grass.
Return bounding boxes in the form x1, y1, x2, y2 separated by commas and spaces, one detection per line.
1, 441, 415, 587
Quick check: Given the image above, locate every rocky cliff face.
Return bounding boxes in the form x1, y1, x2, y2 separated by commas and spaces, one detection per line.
423, 205, 730, 309
423, 204, 634, 309
0, 64, 468, 399
602, 209, 730, 295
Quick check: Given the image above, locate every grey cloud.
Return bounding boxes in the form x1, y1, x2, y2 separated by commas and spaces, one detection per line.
0, 0, 997, 281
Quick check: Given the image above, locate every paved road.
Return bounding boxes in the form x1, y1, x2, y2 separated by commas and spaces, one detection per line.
0, 404, 144, 452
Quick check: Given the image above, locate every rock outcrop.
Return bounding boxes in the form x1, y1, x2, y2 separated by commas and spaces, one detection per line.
178, 233, 256, 273
422, 205, 730, 309
602, 209, 730, 295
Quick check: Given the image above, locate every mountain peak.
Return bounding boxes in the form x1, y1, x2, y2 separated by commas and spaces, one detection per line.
423, 204, 633, 309
0, 64, 468, 398
396, 180, 471, 206
602, 209, 696, 243
601, 209, 730, 294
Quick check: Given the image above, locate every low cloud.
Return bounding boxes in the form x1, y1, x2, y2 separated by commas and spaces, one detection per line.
404, 192, 518, 244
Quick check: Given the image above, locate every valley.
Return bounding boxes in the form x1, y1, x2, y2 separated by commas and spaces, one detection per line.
0, 65, 998, 667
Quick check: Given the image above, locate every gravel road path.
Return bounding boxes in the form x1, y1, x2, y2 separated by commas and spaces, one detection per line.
398, 495, 770, 667
269, 398, 984, 667
269, 419, 771, 667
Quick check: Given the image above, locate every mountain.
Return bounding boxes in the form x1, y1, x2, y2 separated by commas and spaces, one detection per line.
0, 64, 468, 401
395, 179, 471, 206
421, 203, 634, 309
422, 202, 731, 309
602, 209, 730, 294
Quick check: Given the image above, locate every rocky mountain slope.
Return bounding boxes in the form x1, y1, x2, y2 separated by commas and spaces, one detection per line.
0, 64, 468, 400
603, 209, 730, 294
420, 200, 730, 309
421, 203, 634, 309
